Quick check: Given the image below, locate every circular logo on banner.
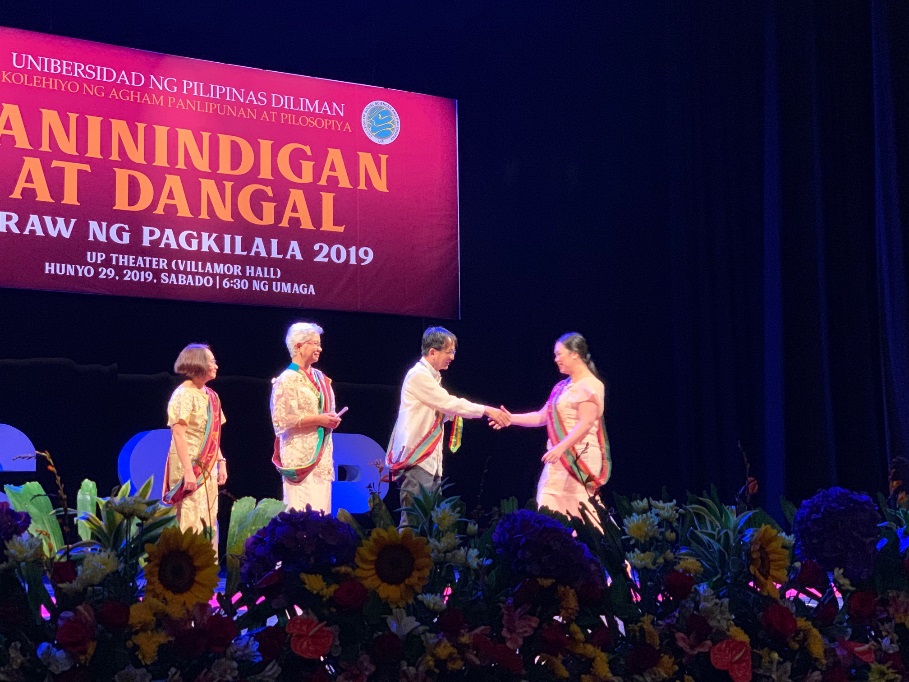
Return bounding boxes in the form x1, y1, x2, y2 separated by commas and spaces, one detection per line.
362, 100, 401, 145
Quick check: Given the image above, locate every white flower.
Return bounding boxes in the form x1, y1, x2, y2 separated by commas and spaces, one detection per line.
650, 499, 680, 523
447, 547, 467, 567
386, 608, 422, 639
113, 664, 152, 682
37, 642, 73, 674
7, 641, 26, 670
622, 512, 661, 544
5, 533, 44, 562
209, 658, 239, 681
626, 550, 657, 569
630, 498, 650, 513
697, 585, 733, 630
778, 532, 795, 548
107, 496, 155, 521
466, 548, 489, 570
226, 634, 262, 663
833, 568, 855, 593
417, 593, 447, 613
58, 549, 120, 593
432, 532, 459, 553
466, 521, 478, 537
430, 504, 459, 532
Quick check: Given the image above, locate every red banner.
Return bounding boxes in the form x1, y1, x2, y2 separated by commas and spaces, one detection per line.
0, 28, 459, 317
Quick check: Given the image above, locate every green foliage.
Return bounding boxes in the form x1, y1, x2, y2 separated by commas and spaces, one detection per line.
679, 490, 754, 588
223, 496, 285, 598
76, 479, 98, 542
4, 481, 65, 556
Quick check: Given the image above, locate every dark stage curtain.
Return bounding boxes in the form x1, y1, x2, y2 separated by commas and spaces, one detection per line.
0, 2, 907, 517
655, 2, 909, 513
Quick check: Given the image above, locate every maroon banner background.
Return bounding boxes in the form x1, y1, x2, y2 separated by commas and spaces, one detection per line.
0, 27, 459, 317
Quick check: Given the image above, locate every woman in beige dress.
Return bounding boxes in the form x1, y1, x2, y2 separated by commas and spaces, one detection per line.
270, 322, 342, 513
502, 333, 611, 524
163, 344, 228, 553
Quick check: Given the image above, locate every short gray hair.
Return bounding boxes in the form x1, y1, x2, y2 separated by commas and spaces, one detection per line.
285, 322, 323, 356
421, 326, 456, 356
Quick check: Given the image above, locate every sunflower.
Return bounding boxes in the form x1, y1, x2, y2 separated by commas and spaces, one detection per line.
144, 526, 218, 609
747, 525, 789, 598
354, 527, 432, 607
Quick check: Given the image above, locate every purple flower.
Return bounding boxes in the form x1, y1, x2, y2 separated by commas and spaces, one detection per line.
0, 502, 30, 545
792, 487, 879, 583
240, 507, 358, 585
492, 509, 606, 594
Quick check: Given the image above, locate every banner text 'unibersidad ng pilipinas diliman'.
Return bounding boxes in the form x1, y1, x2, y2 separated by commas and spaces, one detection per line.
0, 27, 460, 317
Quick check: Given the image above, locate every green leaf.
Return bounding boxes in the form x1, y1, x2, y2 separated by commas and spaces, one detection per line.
75, 480, 98, 542
4, 482, 65, 555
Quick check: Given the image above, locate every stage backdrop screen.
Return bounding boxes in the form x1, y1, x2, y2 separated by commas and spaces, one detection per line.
0, 28, 460, 317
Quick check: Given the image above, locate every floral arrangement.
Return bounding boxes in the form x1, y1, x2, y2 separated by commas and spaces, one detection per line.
3, 460, 909, 681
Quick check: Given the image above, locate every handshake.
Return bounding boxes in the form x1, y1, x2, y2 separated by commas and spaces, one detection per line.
485, 405, 512, 430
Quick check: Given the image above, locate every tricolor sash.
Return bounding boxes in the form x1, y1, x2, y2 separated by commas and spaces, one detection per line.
545, 379, 611, 494
163, 386, 222, 505
385, 413, 465, 475
273, 364, 334, 483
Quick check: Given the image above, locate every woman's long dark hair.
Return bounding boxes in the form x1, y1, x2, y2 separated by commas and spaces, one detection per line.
557, 332, 608, 415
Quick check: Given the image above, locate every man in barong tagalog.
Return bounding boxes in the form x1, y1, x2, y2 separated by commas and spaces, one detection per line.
270, 322, 341, 513
387, 326, 510, 527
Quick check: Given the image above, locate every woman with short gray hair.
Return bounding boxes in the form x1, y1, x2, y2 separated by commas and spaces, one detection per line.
270, 322, 342, 513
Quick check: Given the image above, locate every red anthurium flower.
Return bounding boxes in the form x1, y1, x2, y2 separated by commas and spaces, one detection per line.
287, 615, 333, 659
710, 638, 752, 682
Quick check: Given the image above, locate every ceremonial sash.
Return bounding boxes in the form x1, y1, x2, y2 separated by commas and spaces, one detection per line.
385, 413, 465, 475
273, 364, 334, 483
163, 387, 222, 505
545, 379, 611, 493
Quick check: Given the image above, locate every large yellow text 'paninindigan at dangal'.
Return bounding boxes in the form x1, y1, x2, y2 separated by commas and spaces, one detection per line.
0, 103, 391, 232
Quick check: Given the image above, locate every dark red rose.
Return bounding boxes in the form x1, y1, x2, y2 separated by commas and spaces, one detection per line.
331, 579, 368, 611
625, 644, 660, 674
539, 621, 570, 655
97, 601, 130, 632
685, 613, 712, 644
663, 570, 695, 601
437, 607, 466, 637
813, 598, 839, 627
173, 627, 209, 659
370, 632, 404, 664
56, 617, 95, 656
51, 560, 78, 585
471, 632, 523, 674
491, 643, 524, 675
254, 625, 286, 663
760, 602, 797, 641
822, 666, 850, 682
206, 614, 238, 654
512, 578, 541, 607
795, 559, 829, 590
848, 591, 876, 624
589, 623, 613, 650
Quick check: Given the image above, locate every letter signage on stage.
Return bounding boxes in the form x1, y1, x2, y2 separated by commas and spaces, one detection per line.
0, 28, 460, 317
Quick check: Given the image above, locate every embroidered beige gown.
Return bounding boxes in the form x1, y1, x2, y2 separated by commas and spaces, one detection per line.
536, 376, 609, 525
271, 368, 335, 513
165, 384, 224, 549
